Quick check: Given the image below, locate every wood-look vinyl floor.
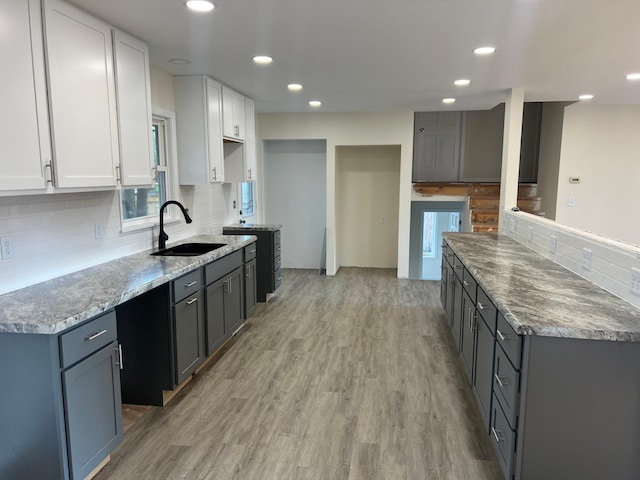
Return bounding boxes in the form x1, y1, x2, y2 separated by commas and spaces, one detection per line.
96, 268, 501, 480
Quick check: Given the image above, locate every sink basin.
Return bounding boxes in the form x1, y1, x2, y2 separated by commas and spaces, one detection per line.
151, 242, 227, 257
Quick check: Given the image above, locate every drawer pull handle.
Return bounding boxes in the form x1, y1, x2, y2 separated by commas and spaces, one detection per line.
494, 373, 509, 387
249, 249, 256, 254
86, 329, 107, 341
477, 302, 485, 310
497, 329, 508, 341
453, 265, 462, 270
115, 343, 124, 370
186, 297, 198, 305
463, 280, 470, 286
491, 427, 504, 443
185, 281, 198, 288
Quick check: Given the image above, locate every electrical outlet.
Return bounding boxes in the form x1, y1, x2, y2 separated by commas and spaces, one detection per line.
631, 268, 640, 296
381, 216, 386, 224
94, 223, 104, 240
1, 236, 14, 260
568, 196, 575, 207
582, 248, 592, 271
550, 235, 557, 254
527, 226, 533, 243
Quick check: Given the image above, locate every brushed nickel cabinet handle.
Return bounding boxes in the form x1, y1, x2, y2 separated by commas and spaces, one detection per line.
185, 281, 198, 287
497, 329, 508, 341
477, 302, 485, 310
492, 427, 504, 443
115, 344, 124, 370
494, 373, 508, 388
86, 330, 107, 341
186, 297, 198, 305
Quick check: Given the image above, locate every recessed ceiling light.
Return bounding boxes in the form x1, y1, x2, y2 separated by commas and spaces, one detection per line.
185, 0, 214, 12
253, 56, 273, 65
578, 94, 594, 101
442, 98, 456, 104
626, 73, 640, 81
474, 46, 496, 55
169, 58, 191, 65
287, 83, 303, 92
309, 100, 322, 108
454, 79, 471, 86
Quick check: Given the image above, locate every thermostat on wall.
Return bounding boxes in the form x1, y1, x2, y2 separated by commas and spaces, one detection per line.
569, 177, 581, 184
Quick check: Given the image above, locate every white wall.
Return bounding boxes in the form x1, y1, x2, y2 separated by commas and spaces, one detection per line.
0, 68, 237, 294
555, 104, 640, 246
263, 140, 326, 269
336, 145, 400, 268
256, 112, 414, 277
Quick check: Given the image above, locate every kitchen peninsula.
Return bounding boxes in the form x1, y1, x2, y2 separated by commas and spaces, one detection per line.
442, 232, 640, 480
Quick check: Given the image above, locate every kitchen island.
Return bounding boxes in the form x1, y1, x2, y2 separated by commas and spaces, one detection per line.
0, 233, 256, 480
442, 232, 640, 480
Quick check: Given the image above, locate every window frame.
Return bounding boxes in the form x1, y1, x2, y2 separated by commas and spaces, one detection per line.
119, 109, 180, 233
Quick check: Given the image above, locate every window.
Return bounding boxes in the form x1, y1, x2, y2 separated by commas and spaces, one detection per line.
422, 211, 437, 258
240, 181, 255, 217
120, 114, 176, 230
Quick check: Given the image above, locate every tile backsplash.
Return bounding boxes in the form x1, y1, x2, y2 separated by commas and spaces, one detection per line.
0, 184, 237, 295
503, 210, 640, 309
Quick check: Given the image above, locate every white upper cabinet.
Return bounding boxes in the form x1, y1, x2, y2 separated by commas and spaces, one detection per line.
0, 0, 51, 191
43, 0, 119, 188
113, 30, 154, 187
244, 98, 257, 182
222, 86, 246, 142
174, 75, 225, 184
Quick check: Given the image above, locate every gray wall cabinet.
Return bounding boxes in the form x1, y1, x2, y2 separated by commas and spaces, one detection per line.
412, 111, 462, 182
442, 238, 640, 480
0, 310, 122, 480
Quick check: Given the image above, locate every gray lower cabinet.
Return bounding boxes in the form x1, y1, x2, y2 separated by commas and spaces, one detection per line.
205, 266, 243, 355
451, 272, 464, 350
472, 312, 495, 429
459, 289, 476, 380
173, 289, 205, 385
0, 310, 123, 480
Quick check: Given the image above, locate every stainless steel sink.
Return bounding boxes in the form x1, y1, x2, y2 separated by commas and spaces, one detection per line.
151, 242, 226, 257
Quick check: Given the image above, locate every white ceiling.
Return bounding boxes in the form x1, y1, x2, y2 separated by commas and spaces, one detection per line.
68, 0, 640, 113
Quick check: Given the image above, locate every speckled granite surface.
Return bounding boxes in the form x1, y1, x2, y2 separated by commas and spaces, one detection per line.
223, 224, 281, 232
444, 233, 640, 342
0, 234, 256, 335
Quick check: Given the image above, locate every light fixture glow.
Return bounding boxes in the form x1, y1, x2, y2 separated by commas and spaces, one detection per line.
186, 0, 214, 12
169, 58, 191, 65
442, 98, 456, 104
626, 73, 640, 81
474, 46, 496, 55
454, 79, 471, 86
253, 56, 273, 65
309, 100, 322, 108
287, 83, 303, 91
578, 94, 594, 101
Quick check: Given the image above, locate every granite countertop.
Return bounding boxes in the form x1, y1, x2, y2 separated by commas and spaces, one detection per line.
223, 223, 282, 232
0, 234, 256, 335
443, 232, 640, 342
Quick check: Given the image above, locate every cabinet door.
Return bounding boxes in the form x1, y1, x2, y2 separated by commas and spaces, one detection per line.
245, 258, 257, 319
473, 316, 495, 429
451, 277, 464, 350
412, 111, 461, 182
233, 91, 245, 140
173, 292, 204, 385
0, 0, 50, 191
244, 98, 257, 181
460, 290, 476, 382
44, 0, 119, 188
221, 86, 236, 138
206, 277, 228, 355
63, 341, 123, 480
206, 77, 224, 182
445, 263, 455, 327
225, 267, 244, 334
113, 30, 154, 186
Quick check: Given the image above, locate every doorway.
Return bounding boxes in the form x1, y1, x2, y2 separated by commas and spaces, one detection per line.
263, 140, 327, 269
409, 201, 463, 280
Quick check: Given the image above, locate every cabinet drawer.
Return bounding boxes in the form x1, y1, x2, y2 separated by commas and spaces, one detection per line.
462, 268, 477, 301
274, 229, 281, 244
274, 241, 281, 258
491, 393, 516, 479
244, 243, 257, 262
444, 246, 454, 266
476, 287, 497, 331
172, 269, 202, 303
205, 250, 243, 285
274, 254, 281, 271
60, 311, 117, 368
496, 312, 522, 369
493, 343, 520, 429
